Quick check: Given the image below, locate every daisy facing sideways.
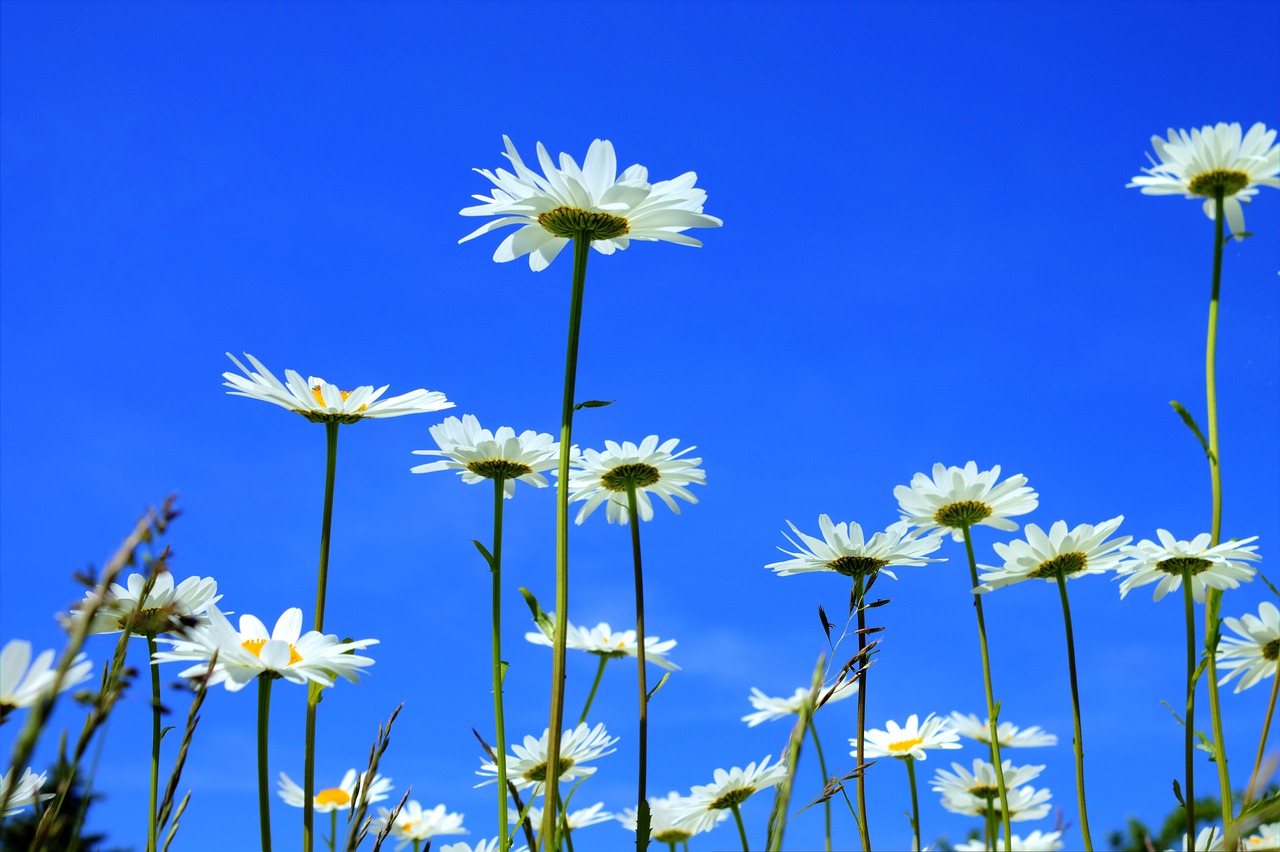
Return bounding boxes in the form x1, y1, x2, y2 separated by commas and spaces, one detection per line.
895, 462, 1038, 542
476, 723, 617, 793
525, 616, 678, 670
1116, 531, 1260, 603
741, 678, 857, 727
860, 713, 961, 761
1, 639, 93, 719
1217, 601, 1280, 693
278, 768, 392, 812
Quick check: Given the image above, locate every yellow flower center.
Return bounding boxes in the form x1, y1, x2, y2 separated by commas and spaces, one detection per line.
537, 206, 630, 241
1187, 169, 1251, 198
934, 500, 992, 529
241, 638, 303, 666
828, 555, 890, 579
1028, 551, 1088, 580
600, 463, 661, 492
310, 386, 367, 412
523, 757, 575, 783
315, 788, 350, 806
1155, 556, 1213, 577
709, 786, 755, 810
888, 736, 924, 754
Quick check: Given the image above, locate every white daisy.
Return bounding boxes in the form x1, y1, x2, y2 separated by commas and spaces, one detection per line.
1170, 825, 1225, 852
476, 722, 618, 793
767, 516, 944, 579
459, 136, 722, 272
947, 713, 1058, 748
1243, 822, 1280, 849
1128, 121, 1279, 238
933, 759, 1051, 821
741, 678, 858, 727
1216, 601, 1280, 693
525, 616, 678, 670
1, 765, 53, 816
224, 352, 452, 424
567, 436, 705, 525
372, 801, 467, 850
513, 802, 613, 832
895, 462, 1038, 542
618, 792, 726, 843
860, 713, 961, 761
673, 756, 788, 833
152, 605, 376, 692
64, 571, 220, 638
440, 840, 501, 852
977, 516, 1130, 591
0, 639, 94, 718
277, 768, 392, 813
954, 830, 1064, 851
1117, 531, 1260, 603
411, 415, 562, 498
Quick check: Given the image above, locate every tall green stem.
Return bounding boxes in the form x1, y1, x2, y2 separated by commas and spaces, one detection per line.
1247, 662, 1280, 803
1181, 566, 1197, 846
258, 675, 274, 852
807, 718, 832, 852
625, 484, 651, 851
961, 524, 1011, 852
905, 756, 921, 852
577, 657, 608, 726
1055, 574, 1092, 850
492, 475, 511, 852
327, 810, 336, 852
147, 634, 161, 852
853, 576, 870, 852
543, 234, 591, 851
730, 802, 750, 852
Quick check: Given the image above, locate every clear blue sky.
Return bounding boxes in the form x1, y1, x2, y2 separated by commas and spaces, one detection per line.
2, 1, 1278, 849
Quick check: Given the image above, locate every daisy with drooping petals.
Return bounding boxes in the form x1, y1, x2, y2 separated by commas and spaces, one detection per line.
674, 756, 788, 838
618, 792, 726, 843
372, 800, 467, 850
933, 759, 1052, 822
860, 713, 961, 761
1243, 823, 1280, 849
767, 516, 944, 579
741, 679, 857, 727
0, 639, 93, 720
278, 768, 392, 812
947, 713, 1057, 748
954, 830, 1065, 851
0, 765, 52, 816
1128, 121, 1279, 238
525, 616, 678, 670
977, 516, 1130, 591
1117, 531, 1260, 603
64, 571, 221, 638
1217, 601, 1280, 693
476, 722, 618, 793
459, 136, 722, 271
567, 436, 704, 525
411, 415, 562, 498
896, 462, 1038, 542
513, 802, 613, 832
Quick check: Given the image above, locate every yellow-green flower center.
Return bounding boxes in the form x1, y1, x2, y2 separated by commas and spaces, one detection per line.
888, 736, 924, 754
1027, 551, 1088, 580
315, 787, 350, 806
523, 757, 575, 784
709, 786, 755, 810
1262, 639, 1280, 662
1155, 556, 1213, 577
116, 605, 177, 636
537, 206, 630, 241
466, 459, 535, 479
600, 463, 661, 493
295, 385, 368, 424
970, 784, 1000, 801
654, 829, 694, 843
241, 638, 304, 666
1187, 169, 1251, 198
934, 501, 992, 529
828, 555, 890, 579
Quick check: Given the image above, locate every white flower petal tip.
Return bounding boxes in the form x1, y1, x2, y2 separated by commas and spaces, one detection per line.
1217, 601, 1280, 693
278, 768, 393, 813
741, 679, 857, 727
0, 640, 93, 714
947, 712, 1058, 748
476, 722, 617, 793
567, 436, 705, 525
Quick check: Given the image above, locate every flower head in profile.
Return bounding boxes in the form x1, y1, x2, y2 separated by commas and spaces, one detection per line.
152, 605, 376, 692
64, 571, 221, 638
954, 830, 1064, 851
1216, 601, 1280, 693
1128, 122, 1279, 238
476, 722, 618, 793
411, 415, 561, 498
933, 759, 1051, 821
460, 136, 722, 271
1117, 531, 1260, 603
1171, 825, 1225, 852
372, 801, 467, 850
568, 436, 705, 525
278, 768, 392, 813
741, 678, 858, 727
1243, 823, 1280, 850
947, 713, 1058, 748
673, 756, 788, 833
224, 352, 452, 425
618, 792, 726, 843
1, 766, 53, 816
767, 516, 944, 580
514, 802, 613, 832
1, 639, 94, 721
977, 516, 1130, 592
896, 462, 1038, 542
525, 616, 678, 670
860, 713, 961, 761
440, 841, 501, 852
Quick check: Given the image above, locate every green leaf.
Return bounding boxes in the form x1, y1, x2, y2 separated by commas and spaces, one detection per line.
817, 605, 834, 644
160, 725, 175, 742
647, 672, 671, 702
472, 540, 495, 568
520, 588, 554, 640
1170, 401, 1215, 463
1256, 569, 1280, 604
1172, 779, 1185, 807
574, 399, 615, 411
498, 661, 509, 687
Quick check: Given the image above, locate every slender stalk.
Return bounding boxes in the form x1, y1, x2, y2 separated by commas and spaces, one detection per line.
328, 810, 336, 852
853, 576, 870, 852
961, 524, 1011, 852
807, 718, 832, 852
905, 756, 921, 852
543, 234, 592, 851
577, 657, 609, 726
147, 635, 162, 852
625, 484, 651, 852
1181, 566, 1197, 846
492, 475, 511, 852
984, 803, 996, 852
258, 675, 274, 852
1246, 661, 1280, 803
730, 802, 751, 852
1055, 573, 1092, 850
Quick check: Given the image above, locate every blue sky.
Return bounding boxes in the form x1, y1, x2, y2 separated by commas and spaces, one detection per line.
2, 0, 1278, 849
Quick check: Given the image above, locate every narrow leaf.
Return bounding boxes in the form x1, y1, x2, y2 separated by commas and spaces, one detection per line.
647, 672, 671, 702
817, 605, 834, 644
1170, 400, 1215, 462
472, 540, 495, 568
574, 399, 615, 411
520, 588, 554, 639
1172, 779, 1185, 807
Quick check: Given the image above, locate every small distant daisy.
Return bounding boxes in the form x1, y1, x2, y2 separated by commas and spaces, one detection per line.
1, 766, 52, 816
525, 616, 678, 670
1243, 823, 1280, 849
947, 713, 1057, 748
476, 722, 618, 793
1, 639, 94, 719
567, 436, 705, 525
411, 415, 561, 498
767, 516, 944, 579
977, 516, 1130, 591
673, 756, 788, 834
224, 352, 452, 424
933, 759, 1050, 821
954, 830, 1064, 851
1170, 825, 1225, 852
1217, 601, 1280, 693
618, 792, 726, 843
741, 679, 857, 727
1117, 531, 1260, 603
860, 713, 961, 761
372, 801, 467, 850
896, 462, 1038, 542
1128, 121, 1279, 238
513, 802, 613, 832
439, 840, 501, 852
65, 571, 220, 638
278, 768, 392, 812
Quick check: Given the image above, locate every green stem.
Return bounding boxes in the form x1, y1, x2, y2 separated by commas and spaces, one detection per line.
1247, 662, 1280, 802
905, 756, 921, 852
730, 802, 750, 852
853, 576, 870, 852
543, 233, 591, 852
1182, 566, 1197, 847
577, 657, 609, 726
807, 718, 832, 852
492, 475, 511, 852
625, 484, 651, 852
327, 810, 336, 852
258, 675, 274, 852
147, 634, 161, 852
984, 802, 996, 852
303, 686, 320, 852
1055, 573, 1092, 850
413, 841, 421, 852
961, 524, 1011, 852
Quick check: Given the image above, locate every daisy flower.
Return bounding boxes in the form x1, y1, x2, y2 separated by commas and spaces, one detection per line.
459, 135, 722, 271
278, 768, 392, 812
933, 759, 1051, 821
1, 639, 94, 719
513, 802, 613, 832
476, 722, 618, 793
1117, 531, 1260, 603
977, 516, 1130, 591
1128, 121, 1279, 238
152, 605, 376, 692
223, 352, 452, 424
64, 571, 220, 638
896, 462, 1038, 542
860, 713, 961, 761
1216, 601, 1280, 693
954, 830, 1064, 851
1, 765, 53, 816
767, 516, 944, 579
947, 713, 1058, 748
1243, 823, 1280, 849
567, 436, 705, 525
618, 792, 726, 843
372, 801, 467, 850
673, 756, 788, 834
525, 616, 678, 670
440, 841, 501, 852
411, 415, 561, 498
1170, 826, 1225, 852
741, 678, 858, 727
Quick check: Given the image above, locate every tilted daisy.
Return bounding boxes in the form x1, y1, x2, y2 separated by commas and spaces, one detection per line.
224, 352, 452, 425
1117, 531, 1260, 603
947, 713, 1058, 748
152, 605, 376, 692
860, 713, 961, 761
954, 830, 1064, 851
977, 516, 1130, 591
372, 801, 467, 850
1128, 121, 1279, 238
567, 436, 705, 525
1216, 601, 1280, 693
1172, 825, 1225, 852
895, 462, 1038, 542
0, 639, 94, 719
459, 135, 722, 272
673, 756, 788, 834
618, 792, 727, 843
64, 571, 220, 638
476, 722, 618, 793
411, 415, 561, 498
1243, 823, 1280, 849
933, 759, 1051, 821
525, 616, 678, 670
1, 765, 53, 816
440, 840, 501, 852
767, 516, 944, 579
741, 678, 858, 727
278, 768, 392, 812
514, 802, 613, 832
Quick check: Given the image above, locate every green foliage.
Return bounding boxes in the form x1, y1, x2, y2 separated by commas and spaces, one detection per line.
0, 758, 126, 852
1105, 796, 1221, 851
